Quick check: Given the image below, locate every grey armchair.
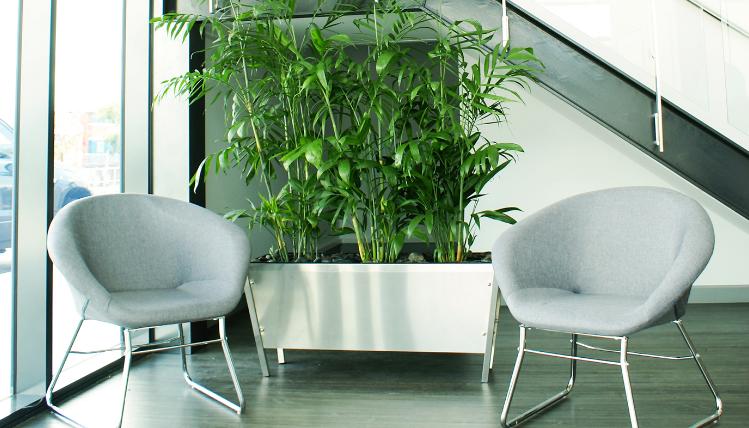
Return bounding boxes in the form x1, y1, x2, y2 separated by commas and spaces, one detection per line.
492, 187, 722, 428
46, 194, 254, 427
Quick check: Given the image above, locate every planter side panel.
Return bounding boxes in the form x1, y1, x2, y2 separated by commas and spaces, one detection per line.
249, 264, 494, 354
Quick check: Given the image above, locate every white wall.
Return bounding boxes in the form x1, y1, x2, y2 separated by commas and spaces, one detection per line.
473, 83, 749, 290
151, 2, 190, 201
204, 90, 276, 260
123, 2, 151, 194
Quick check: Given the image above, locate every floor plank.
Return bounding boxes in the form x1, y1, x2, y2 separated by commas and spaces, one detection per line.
19, 304, 749, 427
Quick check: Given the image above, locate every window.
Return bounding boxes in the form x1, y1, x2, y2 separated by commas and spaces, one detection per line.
52, 0, 124, 389
1, 1, 150, 421
0, 0, 19, 402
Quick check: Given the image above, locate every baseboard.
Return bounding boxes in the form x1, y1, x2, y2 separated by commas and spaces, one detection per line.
494, 285, 749, 306
688, 284, 749, 303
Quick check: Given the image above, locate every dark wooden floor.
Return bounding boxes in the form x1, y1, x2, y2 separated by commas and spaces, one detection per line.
21, 304, 749, 427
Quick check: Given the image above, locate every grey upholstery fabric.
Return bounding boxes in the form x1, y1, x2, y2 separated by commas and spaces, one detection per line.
48, 194, 250, 329
492, 187, 714, 336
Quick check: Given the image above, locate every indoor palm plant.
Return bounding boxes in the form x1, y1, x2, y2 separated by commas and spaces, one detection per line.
153, 0, 541, 263
153, 0, 541, 380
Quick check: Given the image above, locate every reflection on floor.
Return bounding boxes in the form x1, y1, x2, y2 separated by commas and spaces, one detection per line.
21, 304, 749, 427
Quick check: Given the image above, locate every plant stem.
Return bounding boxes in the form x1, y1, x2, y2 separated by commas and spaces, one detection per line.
352, 214, 368, 261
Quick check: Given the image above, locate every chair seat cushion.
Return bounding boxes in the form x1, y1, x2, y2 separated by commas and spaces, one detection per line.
504, 288, 674, 336
92, 280, 243, 329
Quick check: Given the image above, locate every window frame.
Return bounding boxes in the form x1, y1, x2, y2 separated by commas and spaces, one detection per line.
0, 0, 153, 424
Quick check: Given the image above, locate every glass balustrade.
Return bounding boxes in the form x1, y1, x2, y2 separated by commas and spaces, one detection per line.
507, 0, 749, 150
721, 1, 749, 136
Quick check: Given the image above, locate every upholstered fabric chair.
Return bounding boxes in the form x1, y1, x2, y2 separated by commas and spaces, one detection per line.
492, 187, 722, 428
46, 194, 253, 427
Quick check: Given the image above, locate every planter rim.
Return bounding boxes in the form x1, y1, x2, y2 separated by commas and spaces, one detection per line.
249, 262, 493, 273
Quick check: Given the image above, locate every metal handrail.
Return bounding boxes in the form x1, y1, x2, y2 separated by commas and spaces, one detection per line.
501, 0, 509, 47
650, 0, 664, 152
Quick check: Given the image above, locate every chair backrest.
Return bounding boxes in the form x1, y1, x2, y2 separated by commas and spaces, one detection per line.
493, 187, 714, 298
48, 194, 250, 293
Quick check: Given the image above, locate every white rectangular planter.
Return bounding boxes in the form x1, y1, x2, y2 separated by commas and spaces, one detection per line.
244, 263, 502, 382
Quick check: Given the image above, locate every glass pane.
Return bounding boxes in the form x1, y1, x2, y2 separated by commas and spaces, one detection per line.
723, 0, 749, 135
656, 0, 709, 107
723, 0, 749, 31
519, 0, 653, 79
52, 0, 123, 389
0, 0, 19, 402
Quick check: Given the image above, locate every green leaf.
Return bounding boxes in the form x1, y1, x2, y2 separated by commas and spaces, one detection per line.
329, 227, 355, 236
236, 121, 246, 139
224, 209, 249, 222
493, 142, 524, 152
354, 159, 379, 170
507, 48, 542, 63
315, 63, 328, 91
376, 50, 397, 76
480, 92, 514, 103
380, 165, 397, 184
409, 142, 422, 163
190, 157, 207, 193
227, 120, 242, 141
471, 213, 481, 229
328, 33, 351, 45
301, 75, 317, 91
316, 158, 340, 178
338, 159, 351, 184
309, 24, 326, 54
391, 232, 406, 258
424, 213, 434, 233
407, 215, 424, 237
409, 84, 422, 100
280, 147, 305, 170
412, 228, 429, 242
477, 208, 521, 224
304, 138, 323, 167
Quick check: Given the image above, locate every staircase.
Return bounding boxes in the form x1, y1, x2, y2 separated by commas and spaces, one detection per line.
423, 0, 749, 219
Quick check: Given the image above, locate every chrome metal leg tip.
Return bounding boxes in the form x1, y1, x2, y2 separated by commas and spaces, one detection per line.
692, 412, 721, 428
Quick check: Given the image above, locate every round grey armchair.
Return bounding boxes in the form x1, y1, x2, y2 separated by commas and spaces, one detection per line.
46, 194, 253, 427
492, 187, 722, 428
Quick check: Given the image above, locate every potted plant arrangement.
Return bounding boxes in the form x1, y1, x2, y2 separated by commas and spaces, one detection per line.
153, 0, 541, 381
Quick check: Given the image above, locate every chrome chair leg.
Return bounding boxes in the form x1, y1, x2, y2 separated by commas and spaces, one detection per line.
46, 318, 86, 428
178, 318, 244, 414
116, 330, 133, 428
500, 326, 527, 428
48, 318, 243, 427
619, 337, 639, 428
500, 327, 578, 427
568, 334, 578, 390
502, 322, 721, 427
674, 320, 723, 427
46, 319, 132, 428
219, 317, 245, 413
